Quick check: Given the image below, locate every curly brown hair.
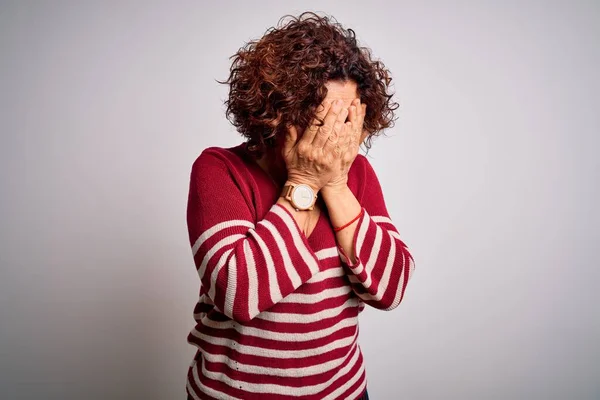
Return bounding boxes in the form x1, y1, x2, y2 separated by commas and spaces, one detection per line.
221, 12, 398, 155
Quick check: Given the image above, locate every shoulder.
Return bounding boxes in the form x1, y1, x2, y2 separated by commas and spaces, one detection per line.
348, 153, 376, 181
353, 153, 369, 170
192, 144, 242, 169
190, 143, 248, 179
187, 144, 254, 204
345, 154, 368, 197
347, 154, 382, 200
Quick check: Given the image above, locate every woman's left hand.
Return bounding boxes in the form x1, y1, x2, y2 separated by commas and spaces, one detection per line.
322, 98, 368, 193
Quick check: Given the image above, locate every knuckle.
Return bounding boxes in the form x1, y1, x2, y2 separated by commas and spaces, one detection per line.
299, 144, 312, 156
319, 125, 331, 135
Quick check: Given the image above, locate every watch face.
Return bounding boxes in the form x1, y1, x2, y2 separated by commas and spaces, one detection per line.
292, 184, 314, 209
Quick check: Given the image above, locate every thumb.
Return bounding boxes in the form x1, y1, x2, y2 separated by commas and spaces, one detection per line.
283, 125, 298, 152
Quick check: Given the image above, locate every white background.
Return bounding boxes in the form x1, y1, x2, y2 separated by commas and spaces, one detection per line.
1, 1, 598, 399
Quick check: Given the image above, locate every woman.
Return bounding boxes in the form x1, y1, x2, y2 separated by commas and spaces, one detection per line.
186, 12, 415, 400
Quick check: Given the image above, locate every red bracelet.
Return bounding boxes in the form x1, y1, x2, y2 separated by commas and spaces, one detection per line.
333, 209, 364, 232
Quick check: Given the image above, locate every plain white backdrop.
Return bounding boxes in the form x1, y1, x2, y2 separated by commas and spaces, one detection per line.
1, 1, 598, 399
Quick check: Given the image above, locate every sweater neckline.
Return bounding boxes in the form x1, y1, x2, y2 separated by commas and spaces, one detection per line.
233, 142, 330, 243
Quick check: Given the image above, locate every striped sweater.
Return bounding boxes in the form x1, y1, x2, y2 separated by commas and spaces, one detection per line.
185, 142, 415, 399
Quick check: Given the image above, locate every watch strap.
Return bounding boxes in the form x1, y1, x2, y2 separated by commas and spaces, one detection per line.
281, 184, 294, 200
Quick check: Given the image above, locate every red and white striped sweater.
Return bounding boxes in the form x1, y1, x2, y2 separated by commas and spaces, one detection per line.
186, 142, 415, 399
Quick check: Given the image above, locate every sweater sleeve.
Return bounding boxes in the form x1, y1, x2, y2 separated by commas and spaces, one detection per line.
337, 155, 416, 310
186, 149, 324, 323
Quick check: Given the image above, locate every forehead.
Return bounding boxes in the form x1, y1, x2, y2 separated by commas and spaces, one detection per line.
324, 80, 358, 105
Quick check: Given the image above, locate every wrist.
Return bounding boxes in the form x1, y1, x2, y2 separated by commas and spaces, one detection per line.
321, 183, 350, 199
284, 179, 320, 194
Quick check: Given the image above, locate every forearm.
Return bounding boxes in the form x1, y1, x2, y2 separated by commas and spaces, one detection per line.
321, 185, 362, 264
193, 200, 323, 322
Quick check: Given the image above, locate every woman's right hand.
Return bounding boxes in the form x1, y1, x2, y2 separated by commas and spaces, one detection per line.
282, 99, 350, 192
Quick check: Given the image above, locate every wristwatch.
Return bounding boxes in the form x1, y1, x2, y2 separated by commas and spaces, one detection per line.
281, 183, 317, 211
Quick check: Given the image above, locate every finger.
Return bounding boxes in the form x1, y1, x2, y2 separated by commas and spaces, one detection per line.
360, 129, 369, 144
353, 102, 367, 144
315, 99, 332, 120
312, 99, 343, 147
328, 107, 349, 147
299, 100, 332, 145
283, 125, 298, 154
343, 121, 354, 149
358, 102, 367, 127
335, 120, 351, 148
314, 99, 344, 147
347, 98, 361, 130
347, 104, 357, 126
325, 117, 351, 156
